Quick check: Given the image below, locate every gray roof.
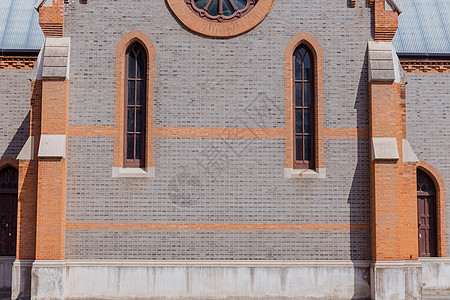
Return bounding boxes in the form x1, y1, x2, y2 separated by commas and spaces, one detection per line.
0, 0, 44, 51
393, 0, 450, 55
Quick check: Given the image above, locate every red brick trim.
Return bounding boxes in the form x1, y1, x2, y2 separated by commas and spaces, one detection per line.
283, 33, 325, 169
38, 0, 64, 37
0, 57, 37, 70
166, 0, 275, 37
0, 157, 19, 170
401, 60, 450, 74
114, 31, 156, 168
417, 161, 447, 257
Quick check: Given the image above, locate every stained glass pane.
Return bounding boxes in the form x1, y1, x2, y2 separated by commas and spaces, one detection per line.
304, 82, 311, 107
128, 80, 135, 106
128, 52, 136, 78
223, 0, 234, 16
304, 135, 312, 161
137, 50, 145, 79
208, 0, 219, 16
295, 83, 302, 107
136, 134, 142, 159
299, 47, 306, 57
304, 52, 311, 80
295, 52, 302, 80
136, 108, 144, 132
127, 108, 134, 132
295, 110, 303, 133
234, 0, 246, 9
136, 81, 144, 106
304, 109, 311, 134
127, 134, 134, 159
296, 136, 303, 161
194, 0, 209, 9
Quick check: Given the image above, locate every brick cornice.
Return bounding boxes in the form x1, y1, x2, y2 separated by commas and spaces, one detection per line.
0, 56, 37, 70
400, 60, 450, 74
166, 0, 275, 37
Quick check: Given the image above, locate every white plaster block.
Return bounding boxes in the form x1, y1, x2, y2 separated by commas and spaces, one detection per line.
11, 259, 33, 300
420, 258, 450, 293
45, 37, 70, 47
371, 137, 399, 160
0, 257, 14, 289
284, 168, 326, 179
17, 136, 34, 160
402, 139, 419, 163
38, 134, 66, 158
31, 260, 66, 300
112, 167, 155, 178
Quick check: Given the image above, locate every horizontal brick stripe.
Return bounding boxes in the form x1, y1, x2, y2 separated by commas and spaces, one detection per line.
69, 126, 116, 136
67, 222, 370, 231
69, 126, 369, 139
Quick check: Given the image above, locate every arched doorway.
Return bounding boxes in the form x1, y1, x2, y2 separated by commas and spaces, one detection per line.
0, 166, 18, 256
417, 169, 437, 257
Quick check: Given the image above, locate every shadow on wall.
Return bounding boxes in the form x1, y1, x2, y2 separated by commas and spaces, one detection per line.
1, 112, 30, 159
349, 51, 371, 300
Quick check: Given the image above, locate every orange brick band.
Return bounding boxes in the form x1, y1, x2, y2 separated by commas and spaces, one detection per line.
66, 222, 370, 231
70, 126, 369, 139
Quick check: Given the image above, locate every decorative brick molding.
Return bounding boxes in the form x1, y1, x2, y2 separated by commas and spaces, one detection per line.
400, 60, 450, 74
417, 161, 447, 257
0, 57, 37, 70
114, 31, 156, 168
283, 33, 325, 169
0, 157, 19, 170
166, 0, 275, 37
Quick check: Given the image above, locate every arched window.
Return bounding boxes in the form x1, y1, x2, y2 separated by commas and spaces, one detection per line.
293, 45, 314, 169
124, 43, 146, 167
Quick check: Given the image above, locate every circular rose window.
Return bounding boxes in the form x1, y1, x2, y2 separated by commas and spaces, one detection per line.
167, 0, 274, 37
186, 0, 257, 22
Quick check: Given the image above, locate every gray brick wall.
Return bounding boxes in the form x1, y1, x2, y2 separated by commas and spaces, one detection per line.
406, 73, 450, 255
64, 0, 372, 260
0, 70, 31, 159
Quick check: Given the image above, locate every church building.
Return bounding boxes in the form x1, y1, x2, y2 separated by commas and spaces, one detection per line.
0, 0, 449, 298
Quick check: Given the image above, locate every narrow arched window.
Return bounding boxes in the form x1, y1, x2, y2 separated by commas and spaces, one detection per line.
293, 45, 314, 169
124, 43, 146, 167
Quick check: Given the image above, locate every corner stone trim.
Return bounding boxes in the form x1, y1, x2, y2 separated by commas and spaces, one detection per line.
166, 0, 275, 37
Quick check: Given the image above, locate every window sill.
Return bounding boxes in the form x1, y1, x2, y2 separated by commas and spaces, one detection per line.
284, 168, 326, 179
112, 167, 155, 178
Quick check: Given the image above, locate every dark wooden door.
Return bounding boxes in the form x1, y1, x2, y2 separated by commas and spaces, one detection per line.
417, 169, 437, 257
0, 166, 18, 256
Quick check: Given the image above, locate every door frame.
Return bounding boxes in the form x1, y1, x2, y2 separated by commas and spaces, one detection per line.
417, 161, 447, 257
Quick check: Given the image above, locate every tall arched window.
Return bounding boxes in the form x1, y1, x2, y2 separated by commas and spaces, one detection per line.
124, 43, 146, 167
293, 45, 314, 169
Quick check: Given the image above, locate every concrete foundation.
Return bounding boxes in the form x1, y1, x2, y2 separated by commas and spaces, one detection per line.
11, 259, 33, 300
0, 257, 14, 289
370, 261, 422, 300
420, 258, 450, 295
26, 260, 371, 299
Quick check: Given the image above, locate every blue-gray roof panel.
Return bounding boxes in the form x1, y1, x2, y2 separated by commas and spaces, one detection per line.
0, 0, 44, 50
393, 0, 450, 54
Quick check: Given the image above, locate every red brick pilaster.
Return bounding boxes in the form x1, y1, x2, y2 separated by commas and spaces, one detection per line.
374, 0, 399, 41
35, 79, 69, 260
38, 0, 65, 37
370, 82, 418, 261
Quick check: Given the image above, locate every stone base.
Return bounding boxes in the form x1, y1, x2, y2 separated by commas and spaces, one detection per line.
370, 261, 422, 300
0, 257, 14, 289
11, 259, 33, 300
27, 260, 370, 299
420, 257, 450, 295
31, 260, 66, 300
